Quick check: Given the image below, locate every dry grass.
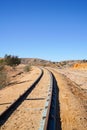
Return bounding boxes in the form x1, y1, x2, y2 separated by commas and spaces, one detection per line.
0, 65, 9, 89
23, 65, 31, 72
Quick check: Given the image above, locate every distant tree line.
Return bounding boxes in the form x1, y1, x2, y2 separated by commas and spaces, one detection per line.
83, 59, 87, 62
0, 54, 21, 66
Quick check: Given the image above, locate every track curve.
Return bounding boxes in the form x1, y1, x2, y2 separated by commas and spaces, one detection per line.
0, 68, 61, 130
0, 68, 43, 126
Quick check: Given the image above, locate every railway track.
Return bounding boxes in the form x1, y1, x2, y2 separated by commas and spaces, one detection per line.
0, 68, 61, 130
39, 70, 57, 130
0, 66, 41, 115
0, 68, 43, 126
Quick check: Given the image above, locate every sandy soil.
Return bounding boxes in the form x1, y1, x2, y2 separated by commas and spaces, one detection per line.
0, 68, 51, 130
0, 64, 87, 130
0, 66, 41, 114
56, 68, 87, 89
73, 63, 87, 69
50, 68, 87, 130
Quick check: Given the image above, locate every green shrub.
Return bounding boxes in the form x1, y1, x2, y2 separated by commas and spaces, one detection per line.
4, 54, 21, 66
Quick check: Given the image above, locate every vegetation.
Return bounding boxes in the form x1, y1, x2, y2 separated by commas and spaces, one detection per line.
24, 65, 31, 72
4, 54, 21, 66
0, 54, 21, 67
0, 65, 8, 89
0, 65, 4, 71
83, 59, 87, 63
0, 59, 5, 65
0, 54, 21, 89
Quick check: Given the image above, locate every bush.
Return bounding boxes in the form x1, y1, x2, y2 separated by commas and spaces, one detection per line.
0, 65, 4, 71
4, 54, 21, 66
83, 59, 87, 63
0, 69, 8, 89
0, 59, 5, 65
24, 65, 31, 72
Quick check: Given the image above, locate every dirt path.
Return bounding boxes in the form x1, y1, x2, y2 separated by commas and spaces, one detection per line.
0, 68, 51, 130
50, 68, 87, 130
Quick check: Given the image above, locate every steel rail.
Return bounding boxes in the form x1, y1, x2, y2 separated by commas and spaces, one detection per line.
0, 68, 43, 126
47, 73, 57, 130
39, 69, 57, 130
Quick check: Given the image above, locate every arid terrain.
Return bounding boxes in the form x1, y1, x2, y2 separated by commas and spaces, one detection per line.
49, 62, 87, 130
0, 60, 87, 130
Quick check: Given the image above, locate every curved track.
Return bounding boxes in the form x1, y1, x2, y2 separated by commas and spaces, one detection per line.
0, 68, 43, 126
0, 68, 61, 130
39, 70, 57, 130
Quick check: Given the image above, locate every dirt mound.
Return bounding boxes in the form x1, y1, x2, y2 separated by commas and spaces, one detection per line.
73, 63, 87, 69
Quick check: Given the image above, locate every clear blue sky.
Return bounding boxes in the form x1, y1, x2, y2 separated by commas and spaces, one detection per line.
0, 0, 87, 61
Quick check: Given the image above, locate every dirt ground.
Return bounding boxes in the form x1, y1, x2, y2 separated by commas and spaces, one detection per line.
0, 65, 41, 114
0, 64, 87, 130
0, 68, 51, 130
56, 68, 87, 89
50, 68, 87, 130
